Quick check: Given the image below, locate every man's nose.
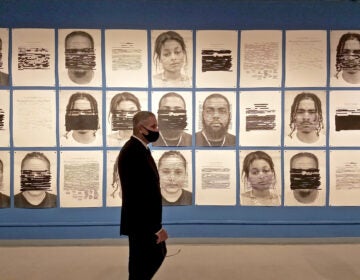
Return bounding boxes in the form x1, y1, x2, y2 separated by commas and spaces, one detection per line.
213, 110, 221, 118
303, 112, 311, 119
169, 174, 175, 182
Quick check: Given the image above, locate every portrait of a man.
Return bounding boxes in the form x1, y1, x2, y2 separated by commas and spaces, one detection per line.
334, 32, 360, 85
287, 92, 325, 146
289, 152, 321, 205
64, 31, 96, 85
153, 92, 192, 147
196, 93, 235, 147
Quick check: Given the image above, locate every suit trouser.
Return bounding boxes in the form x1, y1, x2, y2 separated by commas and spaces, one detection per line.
128, 234, 167, 280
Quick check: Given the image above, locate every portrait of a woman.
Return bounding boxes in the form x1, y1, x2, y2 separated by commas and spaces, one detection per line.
240, 151, 281, 206
152, 30, 191, 88
158, 150, 192, 206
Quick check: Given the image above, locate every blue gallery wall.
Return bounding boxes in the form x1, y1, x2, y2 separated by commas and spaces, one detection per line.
1, 0, 360, 239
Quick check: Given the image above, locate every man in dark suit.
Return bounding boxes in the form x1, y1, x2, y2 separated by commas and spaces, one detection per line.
118, 111, 168, 280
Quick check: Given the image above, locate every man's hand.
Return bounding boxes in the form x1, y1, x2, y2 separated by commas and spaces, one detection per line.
155, 228, 168, 244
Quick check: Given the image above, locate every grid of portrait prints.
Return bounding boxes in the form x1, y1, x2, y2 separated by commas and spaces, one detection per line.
1, 27, 360, 209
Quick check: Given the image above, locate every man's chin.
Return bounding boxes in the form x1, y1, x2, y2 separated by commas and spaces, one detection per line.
77, 130, 90, 134
161, 129, 182, 139
297, 125, 316, 133
204, 128, 226, 139
210, 126, 222, 131
69, 69, 89, 77
163, 187, 181, 193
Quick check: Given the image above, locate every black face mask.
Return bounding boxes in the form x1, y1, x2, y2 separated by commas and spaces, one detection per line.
65, 115, 98, 131
157, 109, 187, 130
142, 127, 159, 142
65, 48, 96, 70
111, 110, 136, 131
290, 168, 321, 190
20, 170, 52, 191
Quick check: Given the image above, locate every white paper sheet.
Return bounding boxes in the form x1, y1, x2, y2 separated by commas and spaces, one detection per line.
329, 90, 360, 146
329, 150, 360, 206
239, 91, 281, 146
196, 30, 237, 88
13, 90, 56, 147
285, 30, 327, 87
105, 29, 148, 87
240, 30, 282, 88
12, 28, 55, 86
195, 150, 236, 205
60, 150, 103, 208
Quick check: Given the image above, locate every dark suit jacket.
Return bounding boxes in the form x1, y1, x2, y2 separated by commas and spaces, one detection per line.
118, 136, 162, 236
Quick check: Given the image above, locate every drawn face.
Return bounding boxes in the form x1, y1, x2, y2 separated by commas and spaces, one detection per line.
202, 96, 230, 137
291, 155, 319, 199
72, 98, 93, 133
158, 95, 187, 139
22, 157, 49, 195
159, 155, 186, 194
247, 159, 274, 191
111, 100, 138, 131
66, 34, 93, 76
291, 155, 317, 170
160, 39, 185, 75
159, 96, 185, 111
341, 39, 360, 74
294, 98, 318, 134
116, 100, 138, 113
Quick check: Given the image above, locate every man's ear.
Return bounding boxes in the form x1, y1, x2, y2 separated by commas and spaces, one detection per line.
138, 125, 146, 134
